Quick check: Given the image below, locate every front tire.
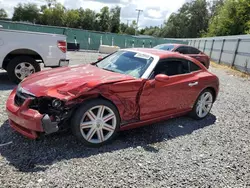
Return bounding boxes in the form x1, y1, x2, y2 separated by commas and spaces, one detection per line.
71, 99, 120, 147
190, 89, 214, 120
7, 56, 41, 84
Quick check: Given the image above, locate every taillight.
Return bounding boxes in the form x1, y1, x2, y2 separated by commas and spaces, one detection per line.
57, 40, 67, 53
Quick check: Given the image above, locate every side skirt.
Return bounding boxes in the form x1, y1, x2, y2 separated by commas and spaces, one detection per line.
119, 110, 191, 131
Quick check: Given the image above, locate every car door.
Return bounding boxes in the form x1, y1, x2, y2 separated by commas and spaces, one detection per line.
139, 58, 202, 121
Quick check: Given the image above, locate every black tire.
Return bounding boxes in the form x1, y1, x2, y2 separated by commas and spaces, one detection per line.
71, 99, 120, 147
7, 56, 41, 84
189, 89, 214, 120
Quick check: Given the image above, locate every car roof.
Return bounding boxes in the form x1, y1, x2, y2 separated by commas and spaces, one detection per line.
123, 48, 205, 69
156, 43, 190, 48
125, 48, 178, 58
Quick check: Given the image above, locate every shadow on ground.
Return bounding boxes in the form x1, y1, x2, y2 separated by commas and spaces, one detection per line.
0, 114, 216, 172
0, 72, 16, 91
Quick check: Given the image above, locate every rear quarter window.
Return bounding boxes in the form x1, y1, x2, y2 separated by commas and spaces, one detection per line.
189, 61, 201, 72
188, 47, 201, 54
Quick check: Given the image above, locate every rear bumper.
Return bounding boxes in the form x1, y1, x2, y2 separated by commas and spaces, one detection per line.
6, 89, 58, 139
59, 59, 69, 67
44, 59, 69, 68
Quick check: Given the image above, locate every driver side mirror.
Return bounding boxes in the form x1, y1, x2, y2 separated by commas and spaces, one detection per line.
155, 74, 170, 82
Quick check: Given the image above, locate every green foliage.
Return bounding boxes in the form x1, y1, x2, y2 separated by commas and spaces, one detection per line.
207, 0, 250, 36
98, 6, 110, 32
160, 0, 209, 38
10, 0, 121, 33
0, 8, 8, 18
78, 8, 97, 30
109, 6, 121, 33
39, 3, 65, 26
12, 3, 40, 23
64, 9, 79, 28
9, 0, 250, 37
142, 26, 161, 37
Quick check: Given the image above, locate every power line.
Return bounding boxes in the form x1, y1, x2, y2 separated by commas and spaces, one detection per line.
135, 9, 143, 36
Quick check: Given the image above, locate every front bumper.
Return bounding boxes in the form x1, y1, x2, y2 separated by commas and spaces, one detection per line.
6, 89, 58, 139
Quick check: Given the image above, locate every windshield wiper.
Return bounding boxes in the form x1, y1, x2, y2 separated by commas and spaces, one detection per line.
102, 68, 117, 73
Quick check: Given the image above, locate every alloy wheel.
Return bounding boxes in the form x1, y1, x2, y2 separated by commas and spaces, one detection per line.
196, 91, 213, 118
80, 105, 117, 144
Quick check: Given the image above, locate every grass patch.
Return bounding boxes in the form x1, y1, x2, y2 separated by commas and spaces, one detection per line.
210, 61, 250, 78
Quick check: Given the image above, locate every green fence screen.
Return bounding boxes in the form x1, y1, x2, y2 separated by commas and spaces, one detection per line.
0, 20, 188, 50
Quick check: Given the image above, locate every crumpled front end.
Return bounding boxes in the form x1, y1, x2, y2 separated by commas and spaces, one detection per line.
6, 86, 70, 139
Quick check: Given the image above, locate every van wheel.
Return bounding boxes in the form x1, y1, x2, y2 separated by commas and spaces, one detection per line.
7, 56, 41, 84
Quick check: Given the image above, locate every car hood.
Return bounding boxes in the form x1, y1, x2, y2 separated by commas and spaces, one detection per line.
20, 64, 135, 99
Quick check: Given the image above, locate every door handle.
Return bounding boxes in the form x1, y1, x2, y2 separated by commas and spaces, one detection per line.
188, 81, 198, 87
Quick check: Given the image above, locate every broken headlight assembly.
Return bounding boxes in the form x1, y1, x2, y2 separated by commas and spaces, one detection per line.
29, 97, 65, 114
52, 99, 62, 108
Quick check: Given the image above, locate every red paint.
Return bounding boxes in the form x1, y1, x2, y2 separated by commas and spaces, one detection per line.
6, 89, 44, 139
20, 64, 135, 100
153, 44, 211, 68
6, 48, 219, 139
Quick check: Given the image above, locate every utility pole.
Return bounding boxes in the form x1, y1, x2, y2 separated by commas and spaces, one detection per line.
135, 9, 143, 36
126, 20, 130, 27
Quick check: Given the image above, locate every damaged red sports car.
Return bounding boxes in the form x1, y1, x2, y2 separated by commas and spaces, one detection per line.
6, 48, 219, 147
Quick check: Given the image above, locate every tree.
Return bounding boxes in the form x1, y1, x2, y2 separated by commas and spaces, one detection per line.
98, 6, 110, 32
46, 0, 57, 8
120, 23, 129, 33
208, 0, 224, 18
78, 8, 97, 30
160, 0, 209, 38
207, 0, 250, 36
64, 9, 79, 28
0, 9, 8, 18
12, 3, 40, 23
142, 26, 161, 37
124, 20, 136, 35
40, 3, 65, 26
109, 6, 121, 33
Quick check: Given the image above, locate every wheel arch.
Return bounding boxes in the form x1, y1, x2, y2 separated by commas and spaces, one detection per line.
96, 94, 122, 119
206, 87, 217, 102
198, 86, 217, 102
71, 94, 122, 123
2, 48, 44, 70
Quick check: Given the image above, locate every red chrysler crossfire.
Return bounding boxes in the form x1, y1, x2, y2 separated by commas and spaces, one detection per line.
6, 48, 219, 147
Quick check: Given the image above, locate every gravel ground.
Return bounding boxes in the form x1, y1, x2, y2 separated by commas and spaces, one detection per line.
0, 51, 250, 188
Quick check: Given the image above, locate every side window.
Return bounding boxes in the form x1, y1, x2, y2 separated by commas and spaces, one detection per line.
188, 47, 201, 54
151, 59, 190, 78
189, 61, 201, 72
175, 47, 189, 54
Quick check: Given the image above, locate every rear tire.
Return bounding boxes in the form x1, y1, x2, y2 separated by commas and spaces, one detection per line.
189, 89, 214, 120
71, 99, 120, 147
7, 56, 41, 84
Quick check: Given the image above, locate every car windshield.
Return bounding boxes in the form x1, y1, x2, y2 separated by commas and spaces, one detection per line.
96, 51, 154, 78
154, 44, 175, 51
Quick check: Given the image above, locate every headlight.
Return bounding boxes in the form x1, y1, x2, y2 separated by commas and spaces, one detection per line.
52, 99, 62, 108
16, 84, 35, 97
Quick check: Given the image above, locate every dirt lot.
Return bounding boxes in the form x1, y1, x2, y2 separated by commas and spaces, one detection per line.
0, 51, 250, 188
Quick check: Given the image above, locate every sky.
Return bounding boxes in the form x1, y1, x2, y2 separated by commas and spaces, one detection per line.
0, 0, 187, 28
